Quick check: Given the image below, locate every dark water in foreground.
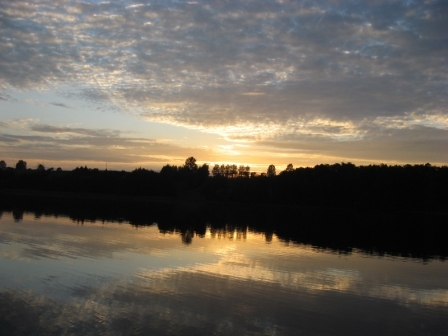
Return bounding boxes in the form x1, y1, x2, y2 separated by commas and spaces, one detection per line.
0, 210, 447, 335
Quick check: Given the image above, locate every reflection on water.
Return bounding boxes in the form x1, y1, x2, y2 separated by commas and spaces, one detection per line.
1, 210, 448, 335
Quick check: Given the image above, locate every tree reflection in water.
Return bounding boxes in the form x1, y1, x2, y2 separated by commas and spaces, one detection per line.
1, 194, 447, 260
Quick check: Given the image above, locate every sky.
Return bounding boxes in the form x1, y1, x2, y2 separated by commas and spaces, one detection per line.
0, 0, 447, 172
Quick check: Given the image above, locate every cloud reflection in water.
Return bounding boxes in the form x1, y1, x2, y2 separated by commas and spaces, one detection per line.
0, 212, 447, 335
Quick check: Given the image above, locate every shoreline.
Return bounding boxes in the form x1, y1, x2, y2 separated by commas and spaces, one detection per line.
0, 188, 175, 205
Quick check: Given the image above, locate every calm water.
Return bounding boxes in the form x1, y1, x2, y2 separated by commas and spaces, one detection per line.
0, 211, 447, 335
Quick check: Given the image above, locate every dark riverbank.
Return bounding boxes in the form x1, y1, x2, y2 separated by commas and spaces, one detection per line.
1, 162, 447, 213
0, 189, 175, 205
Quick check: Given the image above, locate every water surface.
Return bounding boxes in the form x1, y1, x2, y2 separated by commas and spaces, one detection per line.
0, 211, 447, 335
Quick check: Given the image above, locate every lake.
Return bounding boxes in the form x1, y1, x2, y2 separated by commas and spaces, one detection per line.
0, 207, 447, 335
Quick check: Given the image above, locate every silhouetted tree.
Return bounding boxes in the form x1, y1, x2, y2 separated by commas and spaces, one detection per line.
286, 163, 294, 172
224, 164, 230, 177
15, 160, 27, 171
245, 165, 250, 177
238, 165, 246, 177
229, 164, 238, 178
237, 165, 250, 177
267, 164, 276, 177
198, 163, 210, 180
212, 164, 221, 176
184, 157, 198, 171
160, 164, 178, 176
0, 160, 6, 170
37, 164, 45, 171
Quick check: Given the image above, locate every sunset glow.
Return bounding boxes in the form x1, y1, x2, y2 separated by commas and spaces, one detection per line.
0, 0, 447, 171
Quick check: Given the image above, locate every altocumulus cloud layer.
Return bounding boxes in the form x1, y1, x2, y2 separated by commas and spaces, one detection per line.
0, 0, 447, 166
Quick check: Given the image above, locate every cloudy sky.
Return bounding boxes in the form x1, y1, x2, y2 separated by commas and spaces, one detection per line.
0, 0, 447, 171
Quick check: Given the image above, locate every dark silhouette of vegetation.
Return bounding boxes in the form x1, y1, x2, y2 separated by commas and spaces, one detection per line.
267, 164, 276, 177
238, 165, 250, 177
211, 164, 240, 177
1, 159, 447, 213
15, 160, 27, 171
1, 157, 447, 259
184, 156, 198, 171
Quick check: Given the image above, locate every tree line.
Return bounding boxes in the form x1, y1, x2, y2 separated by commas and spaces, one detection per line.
1, 157, 447, 212
1, 158, 276, 177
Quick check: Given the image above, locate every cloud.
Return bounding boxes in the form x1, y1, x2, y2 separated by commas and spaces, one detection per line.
0, 91, 16, 102
0, 122, 214, 169
0, 0, 446, 163
258, 125, 448, 165
0, 134, 19, 143
49, 102, 72, 109
29, 124, 122, 138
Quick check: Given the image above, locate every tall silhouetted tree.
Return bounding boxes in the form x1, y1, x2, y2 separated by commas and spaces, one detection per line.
223, 164, 230, 177
286, 163, 294, 172
15, 160, 27, 171
0, 160, 6, 170
238, 165, 246, 177
237, 165, 250, 177
184, 157, 198, 171
267, 165, 276, 177
212, 164, 221, 176
220, 164, 226, 176
198, 163, 210, 180
229, 164, 238, 178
